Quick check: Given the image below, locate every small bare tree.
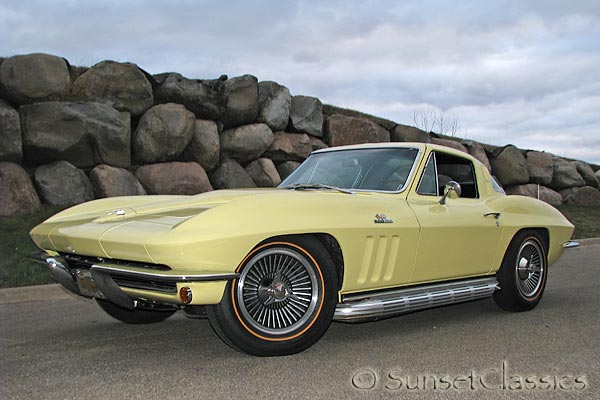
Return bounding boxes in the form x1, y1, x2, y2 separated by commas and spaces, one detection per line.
412, 106, 462, 137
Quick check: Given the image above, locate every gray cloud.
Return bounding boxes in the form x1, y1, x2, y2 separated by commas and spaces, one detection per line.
1, 0, 599, 164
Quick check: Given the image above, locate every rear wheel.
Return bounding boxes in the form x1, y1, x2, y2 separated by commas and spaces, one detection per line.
207, 237, 338, 356
96, 299, 176, 324
493, 230, 548, 311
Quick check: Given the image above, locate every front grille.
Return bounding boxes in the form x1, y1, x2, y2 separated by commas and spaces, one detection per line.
61, 253, 176, 294
62, 254, 171, 271
111, 276, 177, 294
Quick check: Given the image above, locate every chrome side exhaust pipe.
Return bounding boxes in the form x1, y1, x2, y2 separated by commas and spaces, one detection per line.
334, 277, 498, 322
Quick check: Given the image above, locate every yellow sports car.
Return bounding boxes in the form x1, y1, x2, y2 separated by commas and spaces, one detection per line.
30, 143, 578, 356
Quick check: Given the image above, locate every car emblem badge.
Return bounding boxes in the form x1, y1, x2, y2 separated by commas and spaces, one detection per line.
107, 209, 126, 216
374, 213, 393, 224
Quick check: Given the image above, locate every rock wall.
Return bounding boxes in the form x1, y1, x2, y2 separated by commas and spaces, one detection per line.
1, 52, 599, 216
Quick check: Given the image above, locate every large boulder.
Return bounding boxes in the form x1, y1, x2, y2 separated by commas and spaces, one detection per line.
430, 138, 468, 153
391, 124, 430, 143
34, 161, 94, 206
135, 162, 212, 195
549, 159, 585, 190
220, 75, 258, 129
0, 99, 22, 162
309, 137, 328, 151
489, 145, 529, 187
182, 119, 220, 171
505, 184, 563, 207
560, 186, 600, 207
245, 158, 281, 187
325, 114, 390, 147
0, 162, 40, 216
526, 151, 553, 185
220, 123, 273, 164
462, 140, 491, 170
276, 161, 301, 181
322, 104, 397, 131
133, 103, 195, 164
572, 161, 599, 188
154, 73, 227, 120
0, 53, 71, 105
20, 102, 131, 168
264, 132, 312, 161
90, 165, 146, 198
70, 60, 153, 116
481, 143, 500, 154
69, 65, 89, 81
210, 159, 256, 189
289, 95, 323, 137
257, 81, 291, 131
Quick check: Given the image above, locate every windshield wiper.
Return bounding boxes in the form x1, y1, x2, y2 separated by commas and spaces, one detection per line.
281, 183, 354, 194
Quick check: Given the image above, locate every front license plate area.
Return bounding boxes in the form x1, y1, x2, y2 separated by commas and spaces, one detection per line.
75, 269, 105, 299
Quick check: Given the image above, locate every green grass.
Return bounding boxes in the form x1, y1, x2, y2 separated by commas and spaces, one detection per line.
0, 205, 66, 288
0, 204, 598, 288
557, 204, 600, 240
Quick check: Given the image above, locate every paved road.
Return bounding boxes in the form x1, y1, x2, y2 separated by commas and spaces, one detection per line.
1, 245, 598, 400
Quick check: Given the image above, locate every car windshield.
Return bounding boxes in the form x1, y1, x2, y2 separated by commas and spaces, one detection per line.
279, 147, 420, 192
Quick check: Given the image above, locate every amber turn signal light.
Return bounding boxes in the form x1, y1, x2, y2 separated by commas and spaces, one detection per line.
179, 287, 192, 304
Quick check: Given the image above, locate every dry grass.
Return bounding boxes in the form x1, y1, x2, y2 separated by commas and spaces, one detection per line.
557, 204, 600, 240
0, 206, 65, 288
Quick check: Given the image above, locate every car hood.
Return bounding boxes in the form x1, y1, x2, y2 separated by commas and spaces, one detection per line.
31, 187, 410, 266
30, 189, 273, 261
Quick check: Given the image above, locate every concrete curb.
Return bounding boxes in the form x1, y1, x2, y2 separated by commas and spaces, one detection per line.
0, 283, 72, 305
1, 238, 598, 305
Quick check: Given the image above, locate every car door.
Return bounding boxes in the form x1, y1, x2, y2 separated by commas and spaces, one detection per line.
406, 149, 503, 284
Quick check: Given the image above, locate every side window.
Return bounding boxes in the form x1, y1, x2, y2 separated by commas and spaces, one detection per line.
417, 151, 479, 198
435, 152, 479, 198
416, 152, 438, 195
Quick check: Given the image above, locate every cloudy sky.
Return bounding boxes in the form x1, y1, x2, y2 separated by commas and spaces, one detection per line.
2, 0, 599, 164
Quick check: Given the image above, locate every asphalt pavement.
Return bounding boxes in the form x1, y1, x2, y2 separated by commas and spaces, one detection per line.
1, 244, 599, 400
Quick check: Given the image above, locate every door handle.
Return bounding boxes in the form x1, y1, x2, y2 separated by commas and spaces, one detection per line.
484, 212, 501, 219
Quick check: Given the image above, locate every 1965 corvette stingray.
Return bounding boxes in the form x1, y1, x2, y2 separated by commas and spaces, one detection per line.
30, 143, 578, 356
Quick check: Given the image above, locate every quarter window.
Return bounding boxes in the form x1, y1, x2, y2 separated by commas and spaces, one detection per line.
416, 153, 438, 196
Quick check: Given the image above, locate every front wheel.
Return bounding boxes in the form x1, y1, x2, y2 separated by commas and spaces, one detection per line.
96, 299, 176, 324
493, 230, 548, 312
207, 237, 338, 356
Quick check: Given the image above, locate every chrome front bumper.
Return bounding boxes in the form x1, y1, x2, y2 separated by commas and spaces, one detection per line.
562, 241, 580, 249
30, 252, 238, 310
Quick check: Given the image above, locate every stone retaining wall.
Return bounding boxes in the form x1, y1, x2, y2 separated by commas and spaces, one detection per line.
1, 52, 599, 216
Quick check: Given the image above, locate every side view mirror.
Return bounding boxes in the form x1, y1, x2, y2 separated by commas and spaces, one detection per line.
439, 181, 461, 205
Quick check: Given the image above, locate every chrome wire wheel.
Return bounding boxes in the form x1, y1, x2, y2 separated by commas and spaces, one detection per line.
515, 239, 545, 298
236, 247, 321, 336
208, 237, 337, 355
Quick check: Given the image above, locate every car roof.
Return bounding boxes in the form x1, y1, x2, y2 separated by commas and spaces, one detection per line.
312, 142, 485, 169
313, 142, 426, 154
